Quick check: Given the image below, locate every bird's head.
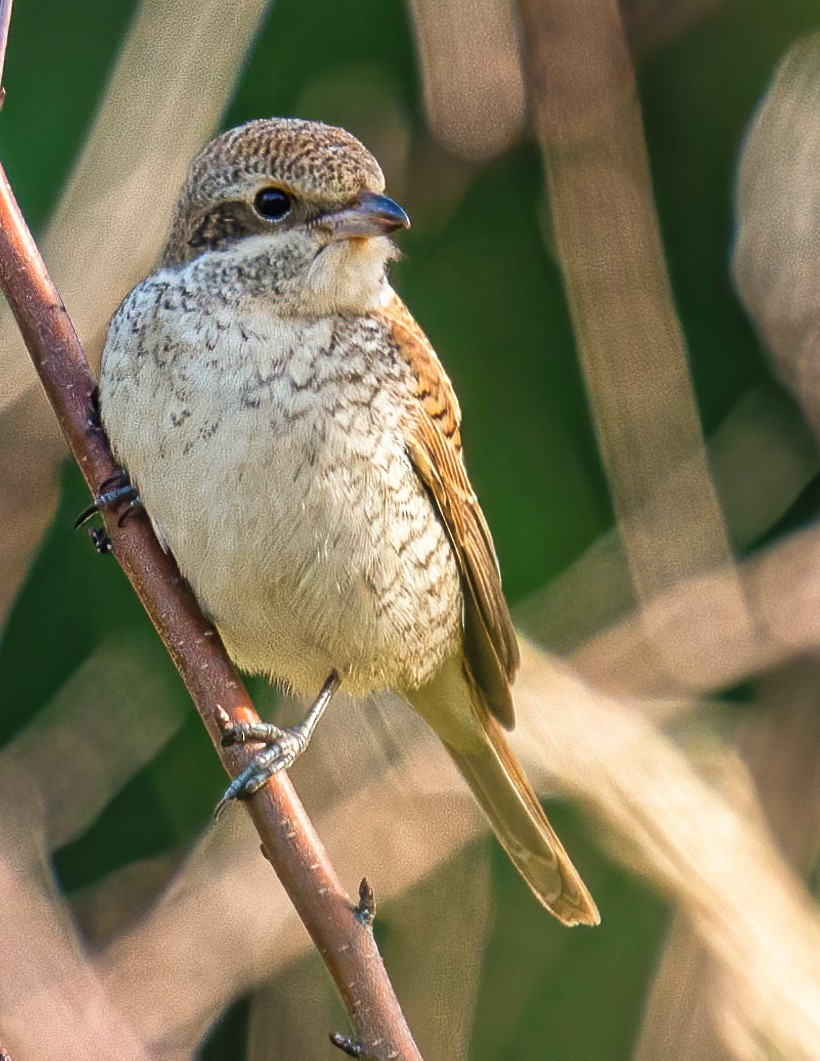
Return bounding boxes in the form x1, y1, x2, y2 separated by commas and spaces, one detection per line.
160, 118, 410, 315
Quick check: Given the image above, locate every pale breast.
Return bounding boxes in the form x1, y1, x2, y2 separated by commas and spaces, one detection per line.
99, 274, 463, 698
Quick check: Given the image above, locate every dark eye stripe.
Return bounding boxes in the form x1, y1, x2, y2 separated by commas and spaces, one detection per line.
187, 203, 249, 252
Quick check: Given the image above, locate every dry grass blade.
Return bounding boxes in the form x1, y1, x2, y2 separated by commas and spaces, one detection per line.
517, 0, 749, 653
733, 33, 820, 444
634, 913, 744, 1061
519, 381, 817, 655
0, 838, 152, 1059
0, 636, 185, 850
407, 0, 525, 162
570, 518, 820, 698
513, 644, 820, 1061
0, 638, 185, 1058
0, 389, 65, 629
635, 663, 820, 1060
740, 662, 820, 874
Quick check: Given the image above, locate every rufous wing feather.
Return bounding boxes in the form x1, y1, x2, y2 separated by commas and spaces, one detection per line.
378, 294, 519, 729
381, 295, 598, 924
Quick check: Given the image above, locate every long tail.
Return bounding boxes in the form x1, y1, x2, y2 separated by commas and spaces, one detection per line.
409, 658, 599, 927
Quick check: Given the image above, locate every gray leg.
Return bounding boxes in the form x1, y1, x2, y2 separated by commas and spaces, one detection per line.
214, 671, 339, 819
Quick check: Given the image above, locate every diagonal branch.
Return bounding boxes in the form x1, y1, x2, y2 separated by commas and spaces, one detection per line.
0, 6, 418, 1057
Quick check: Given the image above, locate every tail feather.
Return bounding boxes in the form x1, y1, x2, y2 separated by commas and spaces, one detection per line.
410, 659, 599, 927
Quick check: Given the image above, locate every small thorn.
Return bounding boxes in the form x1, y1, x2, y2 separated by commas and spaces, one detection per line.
329, 1032, 363, 1057
354, 878, 376, 926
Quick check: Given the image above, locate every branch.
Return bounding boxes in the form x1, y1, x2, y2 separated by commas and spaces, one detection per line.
0, 10, 418, 1057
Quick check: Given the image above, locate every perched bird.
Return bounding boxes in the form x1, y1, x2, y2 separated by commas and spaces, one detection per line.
98, 118, 599, 926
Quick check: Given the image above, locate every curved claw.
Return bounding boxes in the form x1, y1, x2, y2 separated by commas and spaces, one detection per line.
213, 783, 241, 821
213, 760, 268, 818
74, 501, 102, 530
213, 794, 233, 821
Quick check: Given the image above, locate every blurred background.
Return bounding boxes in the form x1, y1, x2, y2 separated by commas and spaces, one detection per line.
0, 0, 819, 1057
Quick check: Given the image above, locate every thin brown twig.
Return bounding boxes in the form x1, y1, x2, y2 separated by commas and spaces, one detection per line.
0, 26, 418, 1061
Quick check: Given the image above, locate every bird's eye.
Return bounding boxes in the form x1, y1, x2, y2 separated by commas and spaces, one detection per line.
253, 187, 292, 220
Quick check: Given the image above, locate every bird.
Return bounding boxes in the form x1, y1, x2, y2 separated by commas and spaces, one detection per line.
97, 117, 599, 927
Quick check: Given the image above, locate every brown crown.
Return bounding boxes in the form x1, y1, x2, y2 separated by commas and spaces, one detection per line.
160, 118, 386, 266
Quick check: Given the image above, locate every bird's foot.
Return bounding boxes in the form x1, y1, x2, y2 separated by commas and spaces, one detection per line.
214, 670, 339, 819
74, 468, 143, 529
88, 526, 113, 554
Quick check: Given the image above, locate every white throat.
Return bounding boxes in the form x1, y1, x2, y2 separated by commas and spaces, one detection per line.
302, 236, 398, 315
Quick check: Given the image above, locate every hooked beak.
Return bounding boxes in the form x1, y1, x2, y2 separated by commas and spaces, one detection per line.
321, 191, 410, 241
